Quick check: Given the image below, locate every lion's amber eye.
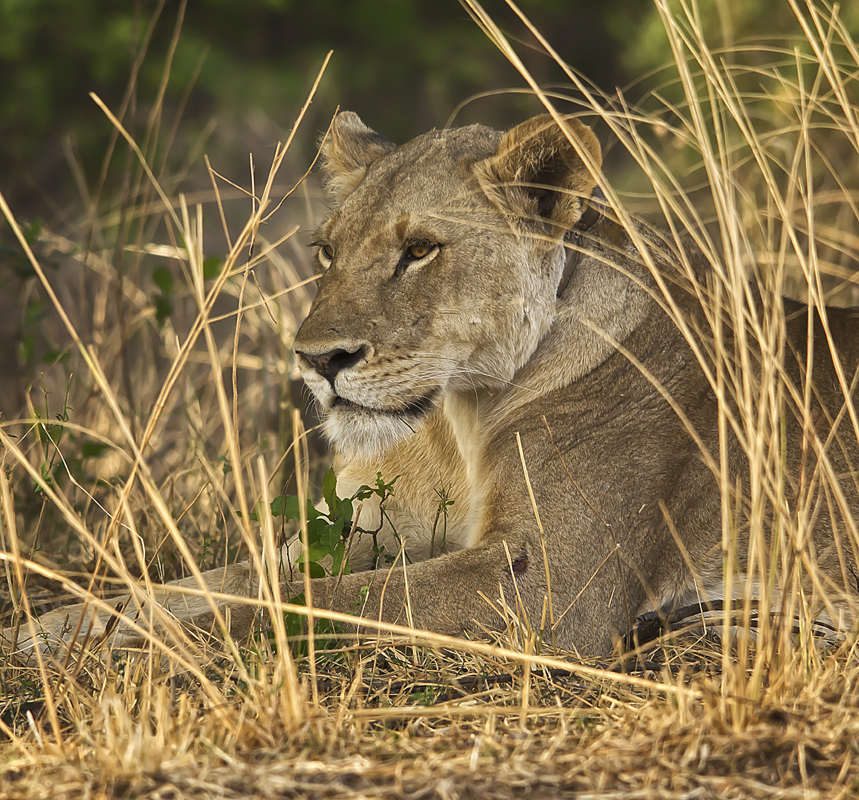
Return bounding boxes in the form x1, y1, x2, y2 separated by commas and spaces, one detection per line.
319, 244, 334, 262
395, 241, 438, 277
406, 243, 433, 260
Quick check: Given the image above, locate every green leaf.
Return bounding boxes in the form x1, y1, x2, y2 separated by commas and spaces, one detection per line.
303, 519, 321, 546
321, 518, 344, 551
375, 472, 398, 496
279, 494, 302, 521
39, 348, 70, 364
203, 256, 223, 280
354, 473, 400, 501
304, 542, 330, 562
23, 219, 43, 245
339, 498, 353, 525
19, 333, 34, 366
331, 541, 350, 577
153, 294, 174, 326
353, 484, 373, 501
24, 299, 46, 326
372, 543, 388, 561
81, 441, 110, 459
152, 266, 173, 296
322, 466, 337, 511
298, 561, 326, 579
270, 495, 286, 517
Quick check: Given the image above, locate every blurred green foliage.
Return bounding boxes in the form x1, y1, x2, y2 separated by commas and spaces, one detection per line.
0, 0, 641, 209
2, 0, 859, 213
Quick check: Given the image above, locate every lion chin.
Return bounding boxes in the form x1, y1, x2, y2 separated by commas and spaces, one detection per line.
322, 401, 431, 457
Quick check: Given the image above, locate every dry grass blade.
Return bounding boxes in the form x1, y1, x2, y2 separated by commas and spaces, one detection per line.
1, 2, 859, 798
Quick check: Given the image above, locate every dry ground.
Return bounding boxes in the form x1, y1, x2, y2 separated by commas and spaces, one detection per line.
2, 631, 859, 799
3, 2, 859, 798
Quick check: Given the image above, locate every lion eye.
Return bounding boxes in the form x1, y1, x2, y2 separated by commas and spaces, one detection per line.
318, 243, 335, 265
395, 241, 438, 277
407, 243, 433, 260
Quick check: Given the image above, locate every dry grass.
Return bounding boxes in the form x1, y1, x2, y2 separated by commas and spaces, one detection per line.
1, 631, 858, 798
2, 1, 859, 797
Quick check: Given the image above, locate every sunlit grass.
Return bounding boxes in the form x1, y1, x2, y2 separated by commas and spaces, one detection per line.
1, 0, 859, 796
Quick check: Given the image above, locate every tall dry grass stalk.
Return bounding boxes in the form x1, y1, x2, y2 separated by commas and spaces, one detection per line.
1, 0, 859, 796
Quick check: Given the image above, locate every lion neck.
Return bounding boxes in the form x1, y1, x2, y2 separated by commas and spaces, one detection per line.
479, 220, 652, 426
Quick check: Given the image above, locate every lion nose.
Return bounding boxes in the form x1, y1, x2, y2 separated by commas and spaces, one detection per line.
296, 344, 369, 384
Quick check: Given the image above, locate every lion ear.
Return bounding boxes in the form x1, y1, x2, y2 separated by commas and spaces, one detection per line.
475, 115, 602, 238
319, 112, 396, 201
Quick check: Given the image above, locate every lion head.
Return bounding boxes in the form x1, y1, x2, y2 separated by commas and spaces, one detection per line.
294, 111, 602, 454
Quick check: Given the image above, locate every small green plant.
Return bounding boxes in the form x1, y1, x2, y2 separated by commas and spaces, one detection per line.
33, 375, 73, 494
354, 471, 400, 568
409, 685, 437, 706
276, 598, 343, 661
430, 485, 454, 558
251, 467, 399, 580
244, 467, 400, 661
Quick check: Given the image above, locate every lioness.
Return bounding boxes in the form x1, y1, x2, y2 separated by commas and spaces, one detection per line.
5, 112, 859, 656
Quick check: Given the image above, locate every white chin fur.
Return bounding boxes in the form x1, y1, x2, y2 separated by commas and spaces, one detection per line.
323, 406, 420, 456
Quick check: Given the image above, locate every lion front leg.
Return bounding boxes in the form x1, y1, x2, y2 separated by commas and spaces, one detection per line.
0, 562, 259, 658
2, 543, 523, 659
283, 542, 521, 640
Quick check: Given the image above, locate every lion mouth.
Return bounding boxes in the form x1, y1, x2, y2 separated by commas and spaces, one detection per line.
332, 389, 438, 420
